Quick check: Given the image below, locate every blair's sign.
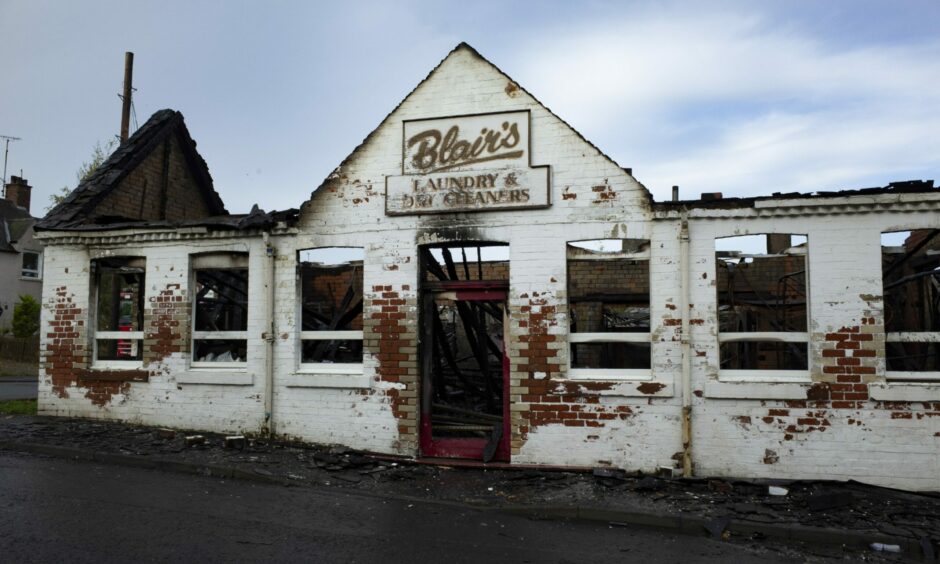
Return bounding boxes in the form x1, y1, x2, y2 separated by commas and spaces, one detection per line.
386, 110, 551, 215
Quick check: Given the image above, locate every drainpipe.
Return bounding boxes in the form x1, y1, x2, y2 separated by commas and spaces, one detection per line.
262, 232, 277, 436
679, 212, 693, 477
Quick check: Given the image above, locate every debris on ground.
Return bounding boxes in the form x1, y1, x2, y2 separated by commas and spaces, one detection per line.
1, 415, 938, 562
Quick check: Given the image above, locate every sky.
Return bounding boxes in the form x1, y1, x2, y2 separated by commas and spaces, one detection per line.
1, 0, 938, 216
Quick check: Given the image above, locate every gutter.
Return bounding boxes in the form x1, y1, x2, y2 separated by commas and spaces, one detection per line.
679, 212, 693, 477
262, 231, 277, 436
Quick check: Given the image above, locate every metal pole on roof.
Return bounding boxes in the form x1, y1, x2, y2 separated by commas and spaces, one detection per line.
120, 52, 134, 143
0, 134, 22, 198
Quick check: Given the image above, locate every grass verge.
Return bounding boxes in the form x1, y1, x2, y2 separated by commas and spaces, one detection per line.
0, 399, 37, 415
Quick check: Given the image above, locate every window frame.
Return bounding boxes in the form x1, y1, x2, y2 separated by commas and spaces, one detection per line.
91, 257, 145, 369
714, 234, 810, 382
881, 229, 940, 382
190, 253, 250, 370
566, 240, 652, 381
297, 247, 365, 375
21, 251, 41, 280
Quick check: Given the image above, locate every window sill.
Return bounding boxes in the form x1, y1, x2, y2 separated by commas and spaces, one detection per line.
704, 379, 810, 400
91, 360, 143, 371
567, 368, 652, 381
884, 370, 940, 382
718, 369, 810, 384
19, 277, 41, 282
555, 377, 674, 397
77, 367, 148, 382
191, 361, 247, 370
284, 372, 370, 389
177, 369, 253, 386
870, 381, 940, 402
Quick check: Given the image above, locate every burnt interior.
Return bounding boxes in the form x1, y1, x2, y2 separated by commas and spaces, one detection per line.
715, 234, 808, 370
882, 229, 940, 373
299, 248, 364, 364
94, 257, 145, 361
193, 266, 249, 362
420, 243, 507, 448
567, 239, 651, 370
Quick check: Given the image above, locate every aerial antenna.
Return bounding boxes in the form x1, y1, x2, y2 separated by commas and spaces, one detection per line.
0, 134, 22, 198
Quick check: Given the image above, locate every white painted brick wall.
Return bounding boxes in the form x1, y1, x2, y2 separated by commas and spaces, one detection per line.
37, 46, 940, 489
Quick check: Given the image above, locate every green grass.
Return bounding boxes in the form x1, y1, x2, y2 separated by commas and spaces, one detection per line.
0, 399, 37, 415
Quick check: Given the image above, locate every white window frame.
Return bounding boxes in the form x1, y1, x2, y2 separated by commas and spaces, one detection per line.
298, 330, 365, 375
567, 242, 652, 381
715, 236, 810, 382
91, 258, 145, 369
190, 254, 249, 369
885, 332, 940, 380
882, 230, 940, 381
21, 251, 41, 280
298, 247, 365, 374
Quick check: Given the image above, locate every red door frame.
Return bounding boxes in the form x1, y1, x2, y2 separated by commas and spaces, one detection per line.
419, 285, 510, 462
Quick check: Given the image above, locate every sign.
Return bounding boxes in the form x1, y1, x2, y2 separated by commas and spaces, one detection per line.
386, 110, 550, 215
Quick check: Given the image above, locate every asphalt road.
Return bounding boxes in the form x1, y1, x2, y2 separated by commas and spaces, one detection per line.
0, 378, 37, 400
0, 451, 803, 563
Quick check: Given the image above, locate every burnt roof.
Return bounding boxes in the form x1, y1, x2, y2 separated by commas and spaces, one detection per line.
40, 205, 300, 233
654, 179, 937, 210
0, 198, 34, 253
36, 109, 228, 231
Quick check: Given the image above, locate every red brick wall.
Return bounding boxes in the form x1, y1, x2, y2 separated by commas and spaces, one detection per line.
43, 286, 139, 407
94, 135, 212, 222
364, 284, 418, 448
145, 282, 190, 361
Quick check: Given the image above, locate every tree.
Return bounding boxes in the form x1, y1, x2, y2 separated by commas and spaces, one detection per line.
46, 139, 117, 211
12, 295, 40, 338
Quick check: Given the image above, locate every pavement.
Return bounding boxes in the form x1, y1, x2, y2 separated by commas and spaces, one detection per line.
0, 414, 937, 561
0, 378, 38, 400
1, 451, 800, 563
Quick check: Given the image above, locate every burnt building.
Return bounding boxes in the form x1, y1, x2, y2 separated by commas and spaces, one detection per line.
35, 44, 940, 490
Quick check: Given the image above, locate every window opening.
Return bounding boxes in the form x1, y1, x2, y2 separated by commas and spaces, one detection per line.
882, 229, 940, 380
299, 247, 364, 369
93, 257, 145, 365
567, 239, 651, 379
715, 234, 808, 375
21, 251, 41, 279
422, 244, 510, 283
192, 254, 249, 366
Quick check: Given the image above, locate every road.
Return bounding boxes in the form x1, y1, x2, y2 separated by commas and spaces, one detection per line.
0, 451, 804, 563
0, 378, 37, 400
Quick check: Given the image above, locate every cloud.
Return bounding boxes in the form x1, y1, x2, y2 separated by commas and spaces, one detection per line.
509, 8, 940, 199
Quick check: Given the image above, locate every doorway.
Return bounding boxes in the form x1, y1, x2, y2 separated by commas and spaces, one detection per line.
418, 244, 510, 462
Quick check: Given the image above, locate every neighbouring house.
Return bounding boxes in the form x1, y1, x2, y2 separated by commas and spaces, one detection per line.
0, 176, 42, 332
34, 44, 939, 490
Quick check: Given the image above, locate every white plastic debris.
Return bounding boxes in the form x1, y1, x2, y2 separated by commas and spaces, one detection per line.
870, 543, 901, 553
768, 485, 789, 496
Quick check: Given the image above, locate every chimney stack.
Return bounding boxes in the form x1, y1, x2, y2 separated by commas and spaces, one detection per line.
4, 176, 31, 212
672, 185, 680, 202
